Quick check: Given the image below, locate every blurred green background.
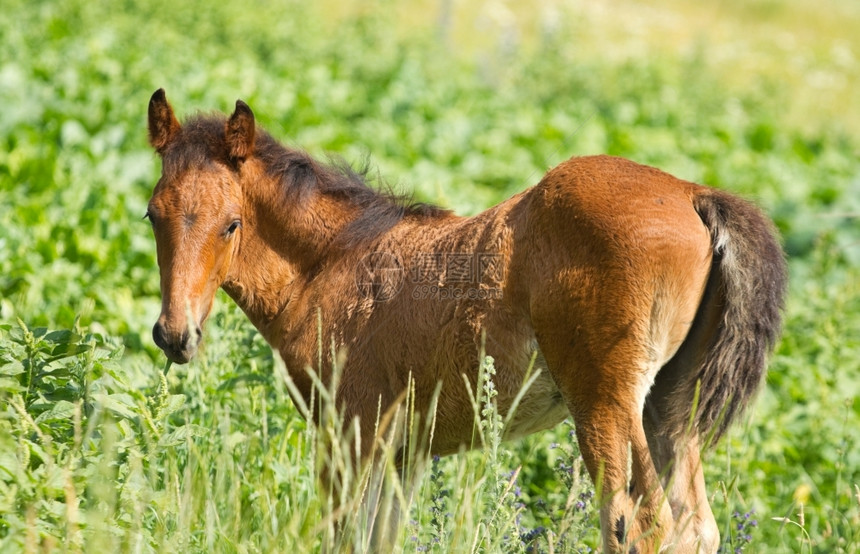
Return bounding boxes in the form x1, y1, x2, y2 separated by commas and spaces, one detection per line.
1, 0, 858, 551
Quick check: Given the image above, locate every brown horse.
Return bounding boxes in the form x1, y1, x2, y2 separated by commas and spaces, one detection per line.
145, 89, 786, 553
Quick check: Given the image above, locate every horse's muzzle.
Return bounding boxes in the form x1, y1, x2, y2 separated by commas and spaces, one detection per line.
152, 320, 202, 364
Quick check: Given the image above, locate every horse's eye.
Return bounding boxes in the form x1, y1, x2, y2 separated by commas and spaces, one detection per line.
225, 220, 242, 236
144, 211, 155, 226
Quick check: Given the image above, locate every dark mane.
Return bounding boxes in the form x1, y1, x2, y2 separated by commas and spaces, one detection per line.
164, 114, 451, 246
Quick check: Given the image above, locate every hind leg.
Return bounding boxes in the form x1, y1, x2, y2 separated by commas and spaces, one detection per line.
670, 436, 719, 553
642, 281, 724, 552
644, 406, 720, 553
568, 377, 674, 553
533, 299, 681, 550
535, 321, 676, 554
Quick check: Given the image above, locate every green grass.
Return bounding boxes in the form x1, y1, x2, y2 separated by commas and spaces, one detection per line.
2, 0, 859, 551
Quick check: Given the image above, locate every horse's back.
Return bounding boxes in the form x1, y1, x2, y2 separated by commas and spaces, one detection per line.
525, 155, 709, 248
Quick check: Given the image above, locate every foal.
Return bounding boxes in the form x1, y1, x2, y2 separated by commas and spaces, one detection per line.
146, 89, 786, 552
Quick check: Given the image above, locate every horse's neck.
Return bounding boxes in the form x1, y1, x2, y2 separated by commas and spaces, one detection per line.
222, 166, 351, 341
220, 217, 294, 335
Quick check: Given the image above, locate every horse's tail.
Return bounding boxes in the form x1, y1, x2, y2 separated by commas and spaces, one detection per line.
664, 189, 787, 444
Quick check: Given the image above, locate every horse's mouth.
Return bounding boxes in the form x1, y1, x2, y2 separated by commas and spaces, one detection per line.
161, 345, 196, 365
153, 322, 201, 364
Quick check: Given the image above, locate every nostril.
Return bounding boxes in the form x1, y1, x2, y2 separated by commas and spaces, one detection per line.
191, 326, 203, 349
178, 327, 202, 352
152, 322, 168, 349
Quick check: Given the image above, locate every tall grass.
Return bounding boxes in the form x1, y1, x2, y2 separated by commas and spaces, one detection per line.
0, 310, 601, 552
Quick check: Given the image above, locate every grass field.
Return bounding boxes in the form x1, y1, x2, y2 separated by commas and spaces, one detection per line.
1, 0, 859, 551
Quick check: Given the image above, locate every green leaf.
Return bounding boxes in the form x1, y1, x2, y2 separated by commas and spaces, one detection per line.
43, 330, 82, 344
0, 377, 26, 393
43, 387, 80, 403
92, 393, 139, 421
34, 400, 76, 424
47, 342, 91, 360
35, 364, 71, 378
157, 394, 186, 419
0, 360, 25, 376
158, 424, 199, 447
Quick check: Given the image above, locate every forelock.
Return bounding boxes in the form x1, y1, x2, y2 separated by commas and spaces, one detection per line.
160, 114, 231, 180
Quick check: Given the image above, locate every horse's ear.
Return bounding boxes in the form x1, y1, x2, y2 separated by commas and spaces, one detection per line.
226, 100, 256, 161
148, 89, 181, 155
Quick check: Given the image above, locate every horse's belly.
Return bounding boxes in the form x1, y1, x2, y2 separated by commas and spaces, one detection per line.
502, 363, 570, 440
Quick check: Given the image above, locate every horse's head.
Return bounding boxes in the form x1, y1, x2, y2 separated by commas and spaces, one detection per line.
146, 89, 255, 363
